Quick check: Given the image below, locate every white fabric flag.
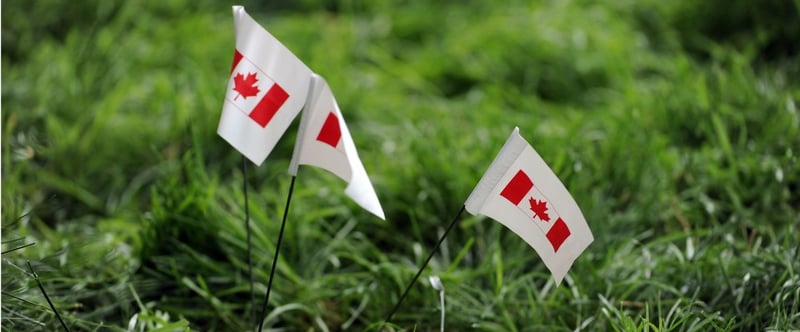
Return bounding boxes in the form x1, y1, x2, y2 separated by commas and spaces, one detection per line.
288, 74, 385, 220
465, 127, 593, 285
217, 6, 312, 165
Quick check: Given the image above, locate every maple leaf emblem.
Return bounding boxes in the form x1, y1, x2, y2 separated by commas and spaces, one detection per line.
232, 72, 260, 100
529, 197, 551, 222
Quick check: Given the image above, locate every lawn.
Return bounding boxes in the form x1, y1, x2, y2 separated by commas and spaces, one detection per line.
2, 0, 799, 331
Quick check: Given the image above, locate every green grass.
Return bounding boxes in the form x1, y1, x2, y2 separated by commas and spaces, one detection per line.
2, 0, 799, 331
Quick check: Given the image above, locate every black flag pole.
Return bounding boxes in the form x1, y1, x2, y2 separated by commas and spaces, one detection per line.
1, 241, 36, 255
27, 261, 71, 332
257, 175, 297, 332
383, 205, 467, 326
241, 155, 256, 326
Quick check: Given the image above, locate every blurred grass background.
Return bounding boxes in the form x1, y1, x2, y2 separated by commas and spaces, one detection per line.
2, 0, 799, 330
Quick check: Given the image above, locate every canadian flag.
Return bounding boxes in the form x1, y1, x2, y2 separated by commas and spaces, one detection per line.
465, 127, 593, 285
288, 74, 385, 220
217, 6, 312, 165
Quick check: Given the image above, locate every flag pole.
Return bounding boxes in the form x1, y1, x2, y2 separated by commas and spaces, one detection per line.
27, 261, 71, 332
241, 156, 256, 327
257, 175, 297, 332
383, 205, 466, 325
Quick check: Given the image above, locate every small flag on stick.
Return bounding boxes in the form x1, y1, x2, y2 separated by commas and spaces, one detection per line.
465, 127, 593, 285
218, 6, 313, 165
288, 74, 385, 219
216, 6, 314, 328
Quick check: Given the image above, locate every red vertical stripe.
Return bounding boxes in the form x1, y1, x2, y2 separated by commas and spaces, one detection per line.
230, 50, 243, 74
546, 217, 571, 252
316, 112, 342, 148
249, 83, 289, 128
500, 170, 533, 205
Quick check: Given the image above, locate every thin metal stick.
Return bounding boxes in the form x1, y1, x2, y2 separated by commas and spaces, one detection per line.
27, 261, 70, 332
1, 242, 36, 255
383, 205, 466, 325
257, 175, 297, 332
242, 155, 256, 327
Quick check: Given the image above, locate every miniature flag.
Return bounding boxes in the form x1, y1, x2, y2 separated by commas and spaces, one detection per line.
288, 74, 385, 220
217, 6, 313, 165
465, 127, 593, 285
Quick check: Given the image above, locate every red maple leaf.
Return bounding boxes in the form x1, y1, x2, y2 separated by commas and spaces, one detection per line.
529, 197, 551, 222
232, 72, 260, 100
